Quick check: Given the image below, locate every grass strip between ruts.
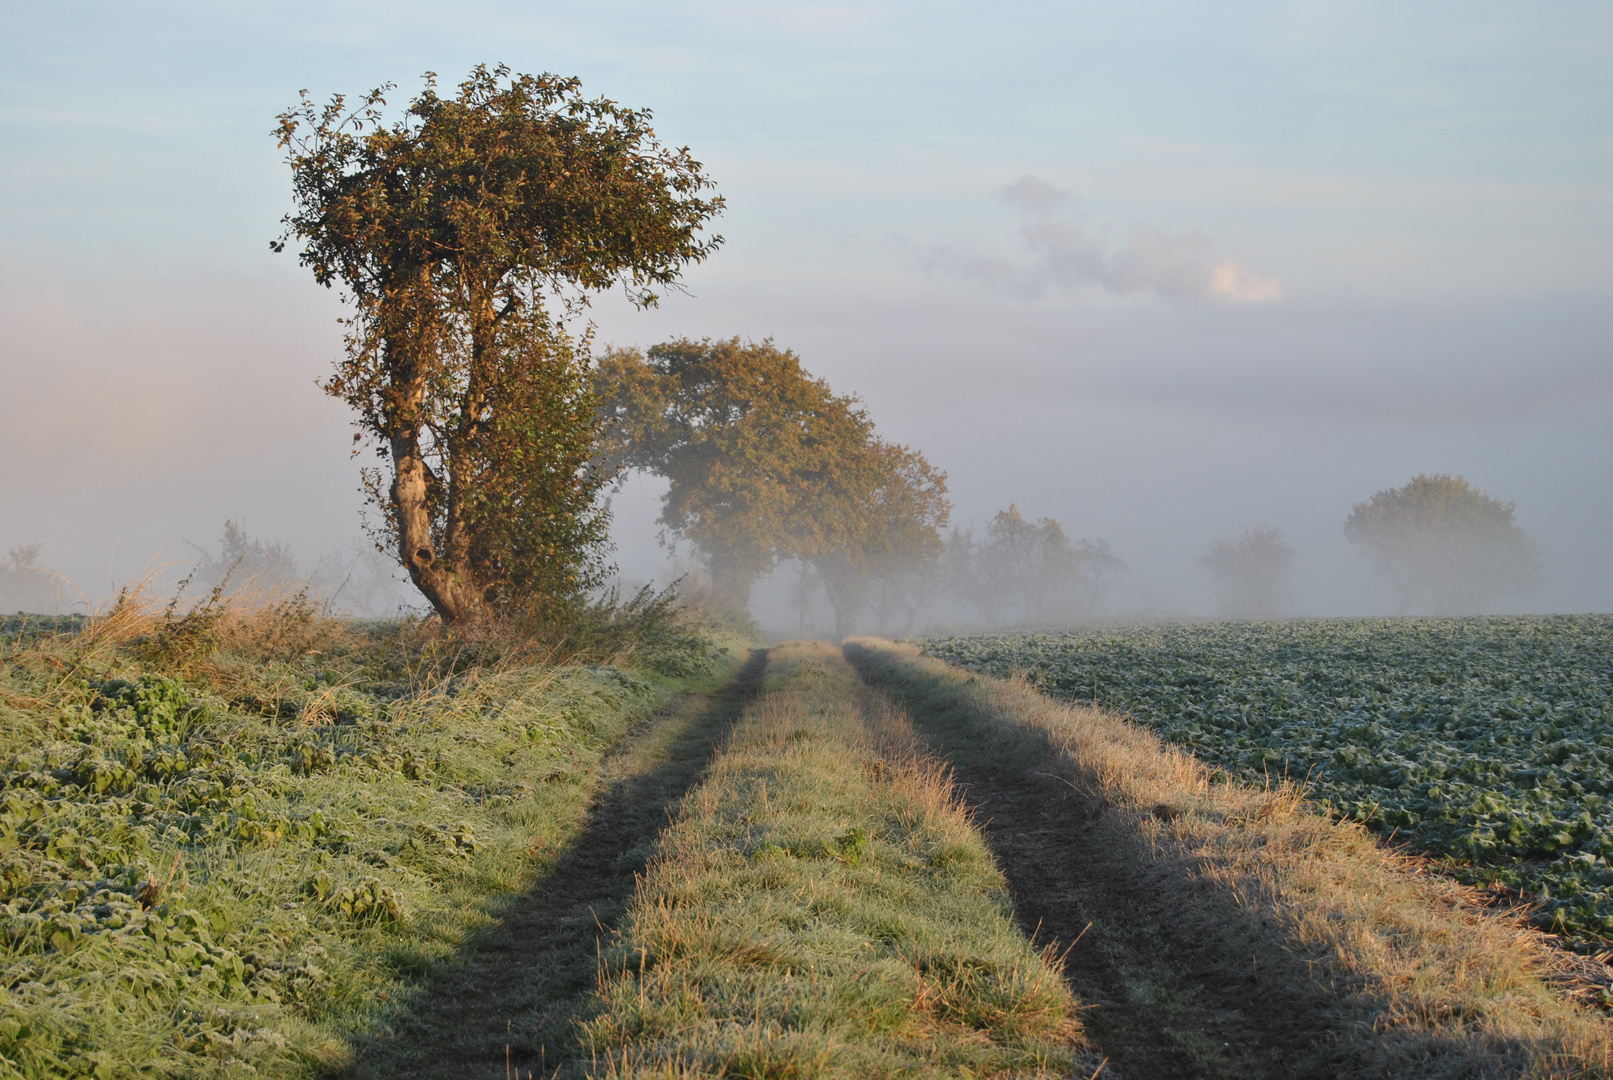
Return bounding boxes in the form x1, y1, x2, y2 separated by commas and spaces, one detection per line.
579, 641, 1085, 1079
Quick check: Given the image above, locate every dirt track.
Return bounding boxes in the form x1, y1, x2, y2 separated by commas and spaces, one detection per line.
844, 642, 1335, 1080
354, 650, 769, 1080
362, 642, 1334, 1078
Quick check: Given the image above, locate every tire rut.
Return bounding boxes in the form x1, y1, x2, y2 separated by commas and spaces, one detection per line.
846, 643, 1330, 1080
353, 649, 769, 1080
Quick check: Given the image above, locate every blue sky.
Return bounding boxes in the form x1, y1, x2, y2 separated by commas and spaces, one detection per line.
3, 1, 1610, 617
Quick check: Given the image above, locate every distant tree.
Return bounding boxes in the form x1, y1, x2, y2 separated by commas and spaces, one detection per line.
595, 337, 949, 629
0, 544, 62, 614
985, 506, 1074, 623
812, 439, 950, 638
313, 542, 413, 616
948, 507, 1126, 625
1198, 524, 1294, 618
1344, 474, 1541, 614
276, 65, 723, 625
188, 521, 301, 595
1071, 538, 1129, 617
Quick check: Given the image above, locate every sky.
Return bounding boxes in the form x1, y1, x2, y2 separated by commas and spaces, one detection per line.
2, 0, 1610, 621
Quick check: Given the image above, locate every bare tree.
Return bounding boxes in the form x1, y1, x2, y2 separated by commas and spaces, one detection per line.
0, 544, 62, 614
948, 507, 1127, 626
188, 521, 300, 595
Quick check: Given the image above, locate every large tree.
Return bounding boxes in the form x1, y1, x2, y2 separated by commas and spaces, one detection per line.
594, 337, 948, 624
276, 66, 723, 624
811, 438, 950, 638
1198, 524, 1294, 619
1344, 474, 1541, 614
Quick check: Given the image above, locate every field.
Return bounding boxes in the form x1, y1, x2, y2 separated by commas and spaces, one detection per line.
3, 604, 1609, 1079
922, 616, 1613, 945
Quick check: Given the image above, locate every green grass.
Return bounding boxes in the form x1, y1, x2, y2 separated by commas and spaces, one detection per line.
0, 611, 731, 1079
580, 642, 1082, 1079
923, 617, 1613, 945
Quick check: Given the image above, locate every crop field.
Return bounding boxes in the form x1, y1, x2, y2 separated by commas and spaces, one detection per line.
922, 616, 1613, 945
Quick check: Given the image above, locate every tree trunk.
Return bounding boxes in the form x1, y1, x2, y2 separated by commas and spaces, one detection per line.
820, 560, 862, 641
385, 278, 492, 627
391, 434, 492, 625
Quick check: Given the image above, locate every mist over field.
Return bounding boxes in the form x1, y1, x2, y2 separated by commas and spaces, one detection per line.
2, 1, 1610, 626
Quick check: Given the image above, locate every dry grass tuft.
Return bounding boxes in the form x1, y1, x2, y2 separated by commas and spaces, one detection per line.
848, 638, 1613, 1080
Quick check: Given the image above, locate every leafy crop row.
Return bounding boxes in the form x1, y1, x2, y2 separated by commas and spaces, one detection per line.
922, 616, 1613, 945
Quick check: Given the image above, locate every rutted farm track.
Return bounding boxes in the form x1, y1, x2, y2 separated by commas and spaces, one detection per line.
361, 640, 1608, 1079
354, 650, 770, 1079
845, 655, 1324, 1079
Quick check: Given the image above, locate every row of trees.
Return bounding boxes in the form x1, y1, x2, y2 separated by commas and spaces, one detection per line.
275, 66, 1543, 632
275, 68, 1127, 635
944, 508, 1127, 628
1200, 475, 1541, 618
0, 528, 412, 619
184, 522, 410, 617
592, 341, 1131, 635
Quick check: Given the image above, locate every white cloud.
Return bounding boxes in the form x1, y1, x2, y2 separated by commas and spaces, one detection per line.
1206, 256, 1283, 303
920, 175, 1283, 304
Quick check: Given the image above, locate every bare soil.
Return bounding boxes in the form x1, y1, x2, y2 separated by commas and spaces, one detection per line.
351, 649, 769, 1080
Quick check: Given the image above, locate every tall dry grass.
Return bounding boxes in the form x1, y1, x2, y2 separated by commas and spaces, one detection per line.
848, 638, 1612, 1079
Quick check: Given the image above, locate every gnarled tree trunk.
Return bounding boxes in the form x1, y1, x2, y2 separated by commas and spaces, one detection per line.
391, 433, 492, 625
384, 280, 493, 627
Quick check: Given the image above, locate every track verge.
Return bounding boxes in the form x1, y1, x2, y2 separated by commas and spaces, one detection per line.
844, 637, 1612, 1080
355, 649, 769, 1079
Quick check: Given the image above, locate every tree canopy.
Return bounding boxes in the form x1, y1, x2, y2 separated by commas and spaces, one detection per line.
0, 544, 60, 615
1344, 474, 1541, 614
811, 438, 950, 637
276, 66, 723, 624
1198, 524, 1294, 619
594, 337, 949, 627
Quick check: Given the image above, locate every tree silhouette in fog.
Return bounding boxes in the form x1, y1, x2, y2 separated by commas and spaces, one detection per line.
1198, 524, 1294, 619
948, 506, 1127, 626
0, 544, 60, 614
1345, 474, 1541, 615
595, 337, 948, 630
187, 521, 300, 595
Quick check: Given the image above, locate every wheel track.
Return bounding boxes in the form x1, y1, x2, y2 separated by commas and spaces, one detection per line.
353, 649, 769, 1080
845, 640, 1332, 1080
